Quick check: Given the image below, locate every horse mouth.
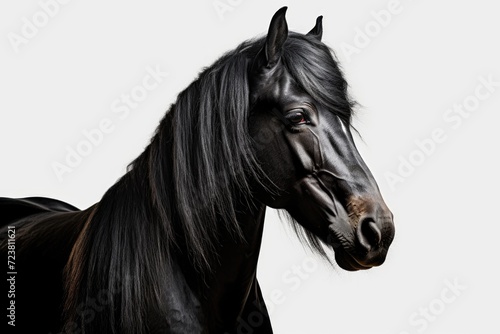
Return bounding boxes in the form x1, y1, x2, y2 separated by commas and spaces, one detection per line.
327, 226, 371, 271
327, 223, 391, 271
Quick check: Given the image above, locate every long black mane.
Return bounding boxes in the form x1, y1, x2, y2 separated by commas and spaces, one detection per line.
64, 32, 354, 333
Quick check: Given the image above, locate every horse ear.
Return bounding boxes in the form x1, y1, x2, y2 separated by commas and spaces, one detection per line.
263, 7, 288, 67
307, 16, 323, 41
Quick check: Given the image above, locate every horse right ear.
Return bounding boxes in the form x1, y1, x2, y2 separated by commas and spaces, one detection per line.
307, 16, 323, 41
262, 7, 288, 68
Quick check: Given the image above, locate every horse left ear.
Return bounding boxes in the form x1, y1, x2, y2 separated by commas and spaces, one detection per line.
307, 16, 323, 41
263, 6, 289, 67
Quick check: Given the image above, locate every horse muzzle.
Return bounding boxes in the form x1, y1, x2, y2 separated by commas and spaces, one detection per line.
328, 196, 395, 271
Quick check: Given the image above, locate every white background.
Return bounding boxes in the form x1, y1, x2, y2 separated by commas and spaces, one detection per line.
1, 1, 499, 333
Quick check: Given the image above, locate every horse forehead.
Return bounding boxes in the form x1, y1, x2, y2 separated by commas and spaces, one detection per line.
256, 68, 306, 104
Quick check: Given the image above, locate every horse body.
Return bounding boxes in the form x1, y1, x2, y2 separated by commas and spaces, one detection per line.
1, 197, 271, 333
1, 198, 90, 333
1, 7, 394, 333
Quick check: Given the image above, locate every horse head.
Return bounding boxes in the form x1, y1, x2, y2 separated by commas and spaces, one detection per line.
249, 7, 395, 271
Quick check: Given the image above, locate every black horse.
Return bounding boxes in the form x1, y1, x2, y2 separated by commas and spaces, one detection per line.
1, 7, 395, 334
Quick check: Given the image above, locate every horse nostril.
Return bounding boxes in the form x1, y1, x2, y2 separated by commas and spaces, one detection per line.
357, 218, 382, 251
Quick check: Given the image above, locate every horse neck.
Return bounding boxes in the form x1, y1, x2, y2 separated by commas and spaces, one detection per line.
213, 202, 267, 282
196, 202, 267, 327
133, 113, 267, 279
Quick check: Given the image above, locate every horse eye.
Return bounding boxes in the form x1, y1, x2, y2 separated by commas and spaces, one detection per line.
287, 111, 308, 125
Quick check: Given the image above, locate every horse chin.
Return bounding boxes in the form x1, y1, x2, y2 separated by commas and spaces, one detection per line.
333, 249, 375, 271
